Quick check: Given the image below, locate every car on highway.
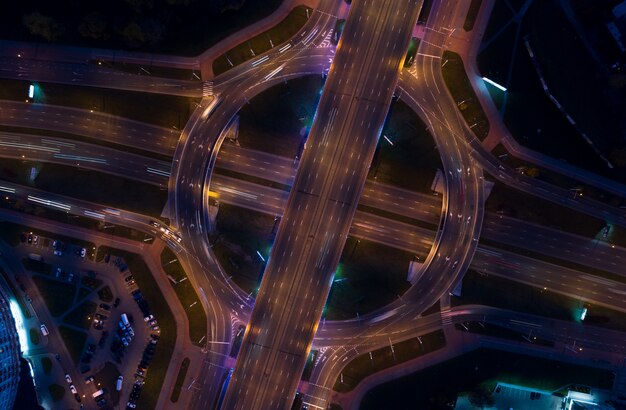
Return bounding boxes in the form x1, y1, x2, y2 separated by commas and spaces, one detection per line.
65, 373, 72, 384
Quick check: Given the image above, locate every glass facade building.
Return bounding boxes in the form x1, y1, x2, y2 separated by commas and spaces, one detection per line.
0, 289, 20, 410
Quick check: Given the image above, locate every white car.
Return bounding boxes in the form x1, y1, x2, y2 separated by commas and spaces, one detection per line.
69, 384, 77, 394
64, 373, 72, 384
80, 248, 86, 258
40, 324, 49, 336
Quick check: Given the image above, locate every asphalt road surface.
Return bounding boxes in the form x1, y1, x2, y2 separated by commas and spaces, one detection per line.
221, 1, 422, 408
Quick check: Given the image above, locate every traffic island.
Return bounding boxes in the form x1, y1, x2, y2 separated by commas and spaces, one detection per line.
441, 50, 490, 140
333, 329, 446, 393
236, 75, 325, 158
366, 100, 443, 193
160, 247, 207, 346
211, 204, 276, 295
324, 238, 412, 321
170, 357, 190, 403
212, 6, 312, 75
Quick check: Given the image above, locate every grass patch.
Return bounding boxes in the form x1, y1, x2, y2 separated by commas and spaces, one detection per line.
301, 350, 318, 382
237, 75, 323, 158
58, 326, 87, 365
63, 301, 97, 330
213, 6, 311, 75
325, 238, 412, 321
522, 2, 623, 178
77, 287, 92, 302
161, 247, 207, 346
21, 258, 53, 275
212, 204, 276, 294
441, 51, 490, 140
98, 286, 114, 303
32, 276, 76, 317
0, 221, 22, 246
418, 0, 435, 24
360, 348, 614, 409
40, 357, 53, 374
170, 357, 190, 403
92, 362, 121, 407
485, 2, 623, 181
334, 330, 446, 392
29, 328, 40, 346
463, 0, 482, 31
368, 100, 442, 193
81, 276, 103, 290
0, 1, 282, 56
485, 183, 605, 237
48, 383, 65, 402
454, 270, 575, 321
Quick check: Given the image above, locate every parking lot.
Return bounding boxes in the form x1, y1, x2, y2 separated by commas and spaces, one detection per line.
13, 229, 161, 409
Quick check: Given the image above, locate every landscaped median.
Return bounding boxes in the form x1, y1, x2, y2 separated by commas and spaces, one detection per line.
170, 357, 190, 403
333, 329, 446, 393
160, 247, 207, 347
212, 5, 312, 76
441, 50, 490, 140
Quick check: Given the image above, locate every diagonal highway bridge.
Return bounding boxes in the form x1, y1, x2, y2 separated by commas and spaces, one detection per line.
221, 1, 423, 408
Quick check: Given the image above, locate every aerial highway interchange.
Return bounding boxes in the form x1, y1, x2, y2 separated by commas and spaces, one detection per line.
2, 0, 626, 409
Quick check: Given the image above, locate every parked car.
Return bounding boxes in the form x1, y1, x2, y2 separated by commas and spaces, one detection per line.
113, 298, 120, 308
99, 303, 110, 311
64, 373, 72, 384
69, 384, 77, 394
